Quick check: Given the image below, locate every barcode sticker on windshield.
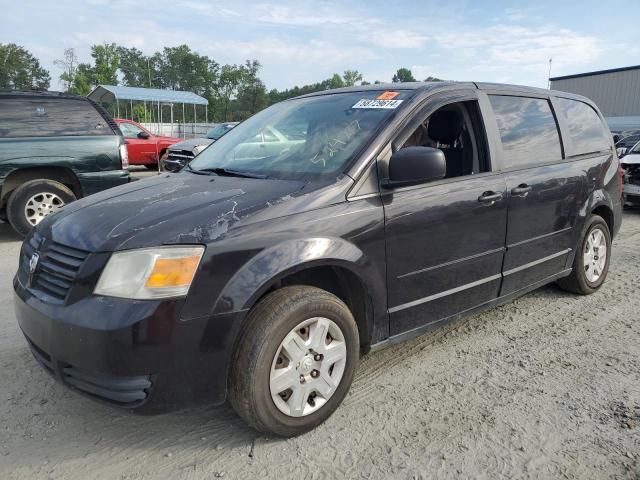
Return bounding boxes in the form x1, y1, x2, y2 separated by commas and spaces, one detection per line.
352, 99, 403, 109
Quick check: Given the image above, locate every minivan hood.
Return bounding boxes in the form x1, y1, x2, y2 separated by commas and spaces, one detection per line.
41, 173, 306, 252
169, 137, 214, 151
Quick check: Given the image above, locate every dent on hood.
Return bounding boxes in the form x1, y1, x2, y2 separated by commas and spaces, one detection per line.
173, 199, 241, 243
169, 191, 302, 244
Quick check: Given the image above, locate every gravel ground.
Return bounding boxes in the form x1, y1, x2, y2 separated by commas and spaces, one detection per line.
0, 210, 639, 480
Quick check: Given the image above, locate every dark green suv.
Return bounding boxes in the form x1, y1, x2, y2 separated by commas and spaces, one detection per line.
0, 91, 130, 236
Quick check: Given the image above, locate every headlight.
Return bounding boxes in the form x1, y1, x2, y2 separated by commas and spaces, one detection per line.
94, 246, 204, 300
192, 144, 207, 156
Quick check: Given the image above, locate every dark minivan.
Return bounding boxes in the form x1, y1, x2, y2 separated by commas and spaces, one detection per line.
0, 90, 129, 236
14, 82, 622, 436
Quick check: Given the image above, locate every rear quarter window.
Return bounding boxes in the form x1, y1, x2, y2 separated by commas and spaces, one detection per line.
555, 98, 611, 156
489, 95, 562, 169
0, 97, 112, 138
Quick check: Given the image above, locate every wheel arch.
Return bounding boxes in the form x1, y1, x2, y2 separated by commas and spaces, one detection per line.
264, 264, 374, 351
211, 237, 378, 350
583, 180, 620, 239
1, 167, 81, 209
591, 204, 613, 235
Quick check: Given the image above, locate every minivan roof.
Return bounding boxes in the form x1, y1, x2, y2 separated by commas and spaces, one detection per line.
293, 81, 596, 107
294, 81, 471, 99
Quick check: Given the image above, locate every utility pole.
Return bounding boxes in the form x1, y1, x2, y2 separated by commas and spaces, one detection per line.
547, 58, 553, 89
147, 58, 152, 88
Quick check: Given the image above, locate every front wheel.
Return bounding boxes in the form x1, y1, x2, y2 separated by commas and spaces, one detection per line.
557, 214, 611, 294
6, 179, 76, 237
228, 286, 359, 437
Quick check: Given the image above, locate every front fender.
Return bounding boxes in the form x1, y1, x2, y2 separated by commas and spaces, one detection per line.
211, 237, 369, 315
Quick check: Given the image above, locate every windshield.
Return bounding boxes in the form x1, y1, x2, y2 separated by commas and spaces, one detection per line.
206, 124, 234, 140
630, 141, 640, 154
189, 91, 409, 180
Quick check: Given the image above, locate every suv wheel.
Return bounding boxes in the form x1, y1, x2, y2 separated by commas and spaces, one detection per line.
229, 286, 359, 437
557, 214, 611, 294
7, 179, 76, 237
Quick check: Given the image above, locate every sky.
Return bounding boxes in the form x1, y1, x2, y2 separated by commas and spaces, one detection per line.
3, 0, 640, 91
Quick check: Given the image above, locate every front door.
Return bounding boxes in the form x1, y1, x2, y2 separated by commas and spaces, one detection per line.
119, 122, 158, 164
382, 94, 508, 336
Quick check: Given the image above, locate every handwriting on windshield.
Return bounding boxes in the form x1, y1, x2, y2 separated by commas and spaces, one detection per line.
311, 120, 361, 167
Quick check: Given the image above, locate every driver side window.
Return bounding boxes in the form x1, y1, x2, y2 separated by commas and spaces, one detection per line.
401, 100, 490, 178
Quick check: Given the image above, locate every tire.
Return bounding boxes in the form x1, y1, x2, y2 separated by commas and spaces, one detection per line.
557, 214, 611, 295
7, 179, 76, 237
228, 286, 360, 437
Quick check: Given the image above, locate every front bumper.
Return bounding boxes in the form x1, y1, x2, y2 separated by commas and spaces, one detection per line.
13, 275, 245, 412
624, 193, 640, 207
623, 183, 640, 207
162, 156, 190, 172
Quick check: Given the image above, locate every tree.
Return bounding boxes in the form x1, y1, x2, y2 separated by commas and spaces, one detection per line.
424, 76, 442, 82
0, 43, 50, 90
55, 48, 79, 92
235, 60, 268, 119
216, 64, 246, 121
156, 45, 218, 95
91, 43, 120, 85
118, 47, 153, 87
69, 63, 93, 96
328, 73, 344, 89
342, 69, 363, 87
392, 68, 416, 83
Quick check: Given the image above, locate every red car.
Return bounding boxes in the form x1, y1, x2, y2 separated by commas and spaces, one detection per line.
115, 119, 181, 168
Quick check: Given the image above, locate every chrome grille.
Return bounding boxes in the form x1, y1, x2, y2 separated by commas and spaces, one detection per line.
167, 149, 195, 161
21, 232, 89, 304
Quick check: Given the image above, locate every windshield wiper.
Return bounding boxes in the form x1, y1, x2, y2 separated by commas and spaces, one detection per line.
200, 167, 268, 179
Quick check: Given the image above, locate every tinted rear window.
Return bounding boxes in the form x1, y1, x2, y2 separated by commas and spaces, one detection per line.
489, 95, 562, 169
555, 98, 610, 156
0, 97, 112, 138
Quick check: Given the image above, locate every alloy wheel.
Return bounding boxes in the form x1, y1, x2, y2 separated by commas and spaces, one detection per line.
24, 192, 65, 226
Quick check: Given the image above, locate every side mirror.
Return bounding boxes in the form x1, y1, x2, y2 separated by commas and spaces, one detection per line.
137, 131, 151, 139
382, 146, 446, 188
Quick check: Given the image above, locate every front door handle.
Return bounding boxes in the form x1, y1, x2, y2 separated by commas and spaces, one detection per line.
477, 191, 503, 204
511, 184, 533, 196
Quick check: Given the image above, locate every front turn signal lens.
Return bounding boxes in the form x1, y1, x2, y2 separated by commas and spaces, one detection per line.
145, 255, 201, 288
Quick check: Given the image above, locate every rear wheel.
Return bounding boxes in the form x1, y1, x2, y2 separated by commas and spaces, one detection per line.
7, 179, 76, 237
228, 286, 359, 437
557, 215, 611, 294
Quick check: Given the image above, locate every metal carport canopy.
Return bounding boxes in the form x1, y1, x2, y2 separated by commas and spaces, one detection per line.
88, 85, 208, 105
